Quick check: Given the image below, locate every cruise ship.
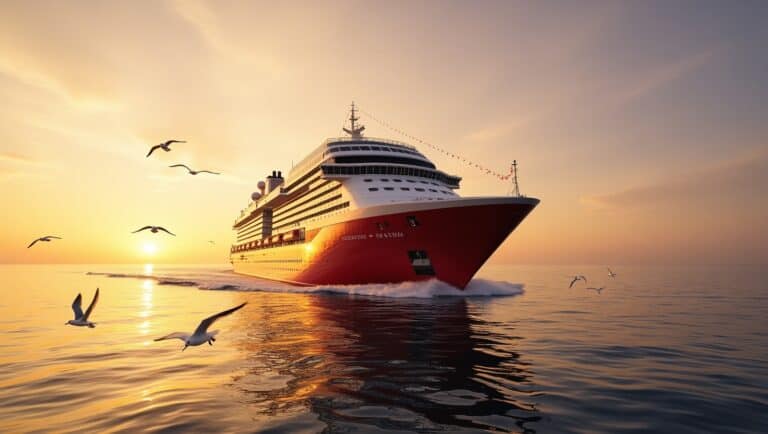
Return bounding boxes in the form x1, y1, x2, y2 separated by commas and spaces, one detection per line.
230, 105, 539, 289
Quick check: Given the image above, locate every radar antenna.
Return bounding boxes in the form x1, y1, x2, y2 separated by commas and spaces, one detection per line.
343, 102, 365, 138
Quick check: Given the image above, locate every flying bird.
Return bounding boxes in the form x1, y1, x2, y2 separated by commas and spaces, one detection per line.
66, 288, 99, 328
586, 287, 605, 294
568, 275, 587, 288
154, 302, 247, 351
132, 226, 176, 236
146, 140, 185, 157
169, 164, 220, 175
607, 268, 617, 278
208, 240, 216, 245
27, 235, 62, 248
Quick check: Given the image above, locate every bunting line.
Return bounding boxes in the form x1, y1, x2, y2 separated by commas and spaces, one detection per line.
357, 107, 516, 181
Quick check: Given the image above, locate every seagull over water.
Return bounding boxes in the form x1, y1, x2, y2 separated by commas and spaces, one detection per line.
146, 140, 185, 157
27, 235, 62, 248
154, 302, 247, 351
607, 267, 617, 278
586, 287, 605, 294
568, 275, 587, 288
132, 226, 176, 236
66, 288, 99, 328
169, 164, 220, 175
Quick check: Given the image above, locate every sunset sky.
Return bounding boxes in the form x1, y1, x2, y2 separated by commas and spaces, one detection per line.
1, 0, 766, 265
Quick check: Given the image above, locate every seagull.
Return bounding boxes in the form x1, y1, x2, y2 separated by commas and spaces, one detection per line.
607, 267, 617, 278
169, 164, 220, 176
568, 275, 587, 288
27, 235, 62, 248
146, 140, 185, 157
66, 288, 99, 328
208, 240, 216, 245
132, 226, 175, 236
154, 302, 247, 351
586, 287, 605, 294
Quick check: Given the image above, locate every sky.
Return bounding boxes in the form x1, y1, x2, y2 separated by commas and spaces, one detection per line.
0, 0, 766, 265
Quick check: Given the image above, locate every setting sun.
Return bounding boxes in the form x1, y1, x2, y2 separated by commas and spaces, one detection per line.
141, 242, 158, 256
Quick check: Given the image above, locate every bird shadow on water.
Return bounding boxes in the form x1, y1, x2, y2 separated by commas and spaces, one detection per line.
230, 295, 542, 433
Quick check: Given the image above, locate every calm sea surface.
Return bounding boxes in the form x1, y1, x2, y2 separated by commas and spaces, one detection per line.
0, 264, 766, 433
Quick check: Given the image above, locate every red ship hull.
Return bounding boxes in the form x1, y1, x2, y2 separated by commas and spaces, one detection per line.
231, 197, 538, 289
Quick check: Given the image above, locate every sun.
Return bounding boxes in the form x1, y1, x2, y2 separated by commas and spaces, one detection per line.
141, 242, 158, 256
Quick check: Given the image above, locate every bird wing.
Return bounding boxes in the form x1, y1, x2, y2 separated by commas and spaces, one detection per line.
194, 302, 247, 335
44, 236, 62, 239
580, 275, 588, 282
154, 332, 190, 342
27, 239, 40, 248
71, 293, 84, 320
83, 288, 99, 320
165, 140, 186, 145
132, 226, 153, 233
146, 144, 161, 157
157, 227, 176, 236
569, 277, 577, 288
198, 170, 220, 175
169, 164, 192, 173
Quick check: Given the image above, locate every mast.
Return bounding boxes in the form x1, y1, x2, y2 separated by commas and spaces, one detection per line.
343, 101, 365, 138
510, 160, 521, 197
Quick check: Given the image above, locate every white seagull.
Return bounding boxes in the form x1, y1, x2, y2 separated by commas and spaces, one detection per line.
154, 302, 247, 351
146, 140, 185, 157
132, 226, 175, 236
586, 287, 605, 294
66, 288, 99, 328
169, 164, 220, 176
607, 267, 617, 278
27, 235, 62, 248
568, 275, 587, 288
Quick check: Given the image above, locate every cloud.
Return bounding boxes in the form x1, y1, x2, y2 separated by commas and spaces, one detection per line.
463, 113, 541, 142
583, 147, 768, 209
170, 0, 279, 74
612, 50, 715, 106
0, 152, 37, 165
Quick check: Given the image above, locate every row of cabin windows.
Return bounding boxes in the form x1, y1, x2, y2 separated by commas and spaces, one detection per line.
364, 178, 442, 186
322, 164, 461, 186
327, 144, 423, 157
368, 186, 453, 195
334, 155, 435, 169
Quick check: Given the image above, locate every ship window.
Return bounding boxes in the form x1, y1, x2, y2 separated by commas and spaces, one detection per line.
368, 187, 379, 191
415, 188, 425, 192
364, 179, 372, 182
360, 146, 370, 150
351, 146, 360, 150
340, 147, 350, 151
429, 189, 437, 192
420, 180, 428, 184
370, 146, 381, 150
384, 187, 394, 191
401, 187, 410, 191
382, 147, 392, 152
381, 178, 389, 182
393, 179, 402, 182
407, 216, 419, 227
407, 179, 415, 183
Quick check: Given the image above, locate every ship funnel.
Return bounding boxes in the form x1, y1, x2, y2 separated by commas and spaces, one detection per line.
257, 181, 266, 195
266, 170, 284, 194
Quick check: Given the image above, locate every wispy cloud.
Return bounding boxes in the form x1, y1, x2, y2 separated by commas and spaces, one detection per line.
612, 50, 716, 106
171, 0, 279, 75
583, 147, 768, 209
0, 152, 37, 165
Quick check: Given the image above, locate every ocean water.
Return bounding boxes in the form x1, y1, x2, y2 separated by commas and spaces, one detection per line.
0, 264, 766, 433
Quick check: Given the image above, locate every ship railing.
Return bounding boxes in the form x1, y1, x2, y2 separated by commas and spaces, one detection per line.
322, 136, 417, 150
